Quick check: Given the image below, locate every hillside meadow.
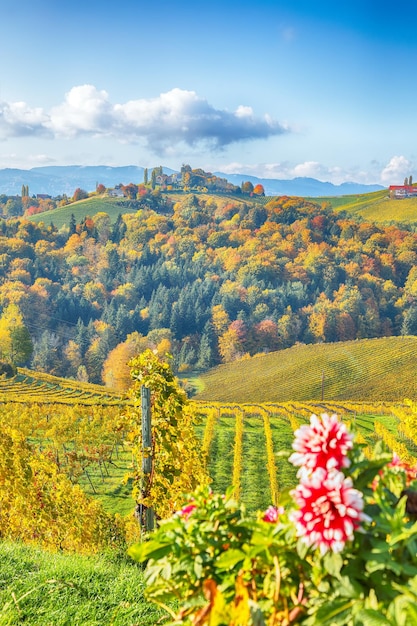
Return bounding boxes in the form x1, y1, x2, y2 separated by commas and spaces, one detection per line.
29, 195, 141, 228
28, 190, 264, 227
314, 188, 417, 224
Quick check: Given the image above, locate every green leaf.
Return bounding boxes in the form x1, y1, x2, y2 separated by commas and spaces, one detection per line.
193, 555, 203, 579
311, 598, 355, 624
323, 551, 343, 577
334, 573, 364, 599
354, 464, 388, 491
355, 608, 393, 625
128, 541, 172, 562
388, 596, 417, 626
216, 548, 245, 569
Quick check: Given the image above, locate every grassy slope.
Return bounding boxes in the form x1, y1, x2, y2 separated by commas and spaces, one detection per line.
29, 196, 139, 228
0, 541, 165, 626
312, 188, 417, 224
194, 336, 417, 403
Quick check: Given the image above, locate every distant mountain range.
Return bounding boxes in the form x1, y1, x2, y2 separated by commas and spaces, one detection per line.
0, 165, 384, 197
214, 172, 384, 197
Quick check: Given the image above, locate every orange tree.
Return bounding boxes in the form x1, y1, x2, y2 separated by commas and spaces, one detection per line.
128, 349, 210, 521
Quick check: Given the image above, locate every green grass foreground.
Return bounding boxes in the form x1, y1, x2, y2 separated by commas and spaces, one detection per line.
0, 541, 167, 625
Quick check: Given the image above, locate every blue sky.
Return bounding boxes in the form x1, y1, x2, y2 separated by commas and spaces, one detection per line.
0, 0, 416, 185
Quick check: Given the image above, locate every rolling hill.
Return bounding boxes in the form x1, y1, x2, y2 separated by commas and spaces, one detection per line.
316, 188, 417, 223
28, 185, 417, 231
29, 195, 141, 228
28, 191, 265, 227
0, 367, 128, 405
194, 336, 417, 403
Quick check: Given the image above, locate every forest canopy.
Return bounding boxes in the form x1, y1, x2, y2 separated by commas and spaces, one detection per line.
0, 194, 416, 388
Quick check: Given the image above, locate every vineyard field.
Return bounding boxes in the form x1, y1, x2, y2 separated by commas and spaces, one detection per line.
193, 400, 411, 513
308, 188, 417, 225
0, 368, 127, 405
1, 365, 416, 518
194, 336, 417, 403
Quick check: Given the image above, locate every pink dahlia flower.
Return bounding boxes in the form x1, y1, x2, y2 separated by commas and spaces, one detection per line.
178, 502, 197, 520
290, 467, 369, 554
289, 413, 353, 472
262, 505, 284, 523
388, 454, 417, 484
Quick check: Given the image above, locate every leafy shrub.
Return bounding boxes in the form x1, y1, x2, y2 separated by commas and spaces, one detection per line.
0, 360, 16, 377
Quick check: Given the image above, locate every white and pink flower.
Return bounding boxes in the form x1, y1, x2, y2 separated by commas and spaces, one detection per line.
262, 505, 284, 523
290, 467, 369, 554
289, 413, 353, 472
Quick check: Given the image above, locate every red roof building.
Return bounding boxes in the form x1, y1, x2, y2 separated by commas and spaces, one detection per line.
389, 185, 417, 198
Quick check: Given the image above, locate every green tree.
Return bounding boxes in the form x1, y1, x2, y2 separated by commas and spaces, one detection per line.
4, 197, 22, 217
402, 305, 417, 335
69, 213, 77, 235
150, 169, 156, 190
31, 330, 60, 373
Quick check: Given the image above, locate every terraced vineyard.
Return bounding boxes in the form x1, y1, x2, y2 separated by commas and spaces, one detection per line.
0, 368, 128, 405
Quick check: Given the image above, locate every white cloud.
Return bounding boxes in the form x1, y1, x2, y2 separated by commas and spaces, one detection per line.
0, 101, 49, 138
219, 161, 356, 184
0, 152, 57, 169
114, 88, 288, 151
380, 155, 413, 185
0, 85, 289, 153
48, 85, 114, 138
218, 159, 403, 186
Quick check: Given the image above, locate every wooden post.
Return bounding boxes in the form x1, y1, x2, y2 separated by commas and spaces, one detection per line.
321, 370, 325, 401
141, 385, 155, 531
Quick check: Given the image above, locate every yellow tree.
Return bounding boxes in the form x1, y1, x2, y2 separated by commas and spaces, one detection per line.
218, 328, 241, 363
211, 304, 230, 336
102, 332, 148, 391
0, 303, 33, 365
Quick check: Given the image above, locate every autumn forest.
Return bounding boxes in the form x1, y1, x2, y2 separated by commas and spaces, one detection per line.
0, 191, 416, 390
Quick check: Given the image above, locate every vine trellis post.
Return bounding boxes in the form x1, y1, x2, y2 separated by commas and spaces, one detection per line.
141, 385, 155, 531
